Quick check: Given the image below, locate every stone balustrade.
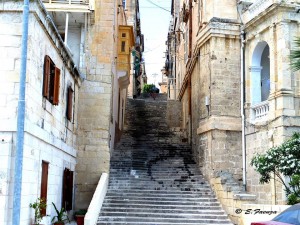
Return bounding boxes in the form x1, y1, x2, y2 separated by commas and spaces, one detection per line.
252, 101, 269, 121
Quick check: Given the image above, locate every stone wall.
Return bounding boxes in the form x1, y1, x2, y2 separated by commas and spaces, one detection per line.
166, 100, 182, 128
75, 0, 115, 208
191, 23, 242, 181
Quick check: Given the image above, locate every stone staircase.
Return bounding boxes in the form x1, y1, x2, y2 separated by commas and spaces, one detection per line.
98, 94, 233, 224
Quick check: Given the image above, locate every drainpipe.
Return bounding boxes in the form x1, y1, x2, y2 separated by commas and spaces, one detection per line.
237, 2, 247, 191
241, 30, 246, 191
13, 0, 29, 223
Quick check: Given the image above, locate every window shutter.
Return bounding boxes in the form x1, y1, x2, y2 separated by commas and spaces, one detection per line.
62, 168, 73, 211
53, 67, 60, 105
43, 56, 51, 98
40, 161, 49, 216
67, 87, 73, 121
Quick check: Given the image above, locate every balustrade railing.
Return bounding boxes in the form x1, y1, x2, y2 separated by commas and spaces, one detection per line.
252, 101, 269, 121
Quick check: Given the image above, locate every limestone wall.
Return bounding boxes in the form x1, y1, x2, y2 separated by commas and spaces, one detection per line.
166, 100, 182, 128
192, 26, 242, 181
75, 0, 116, 208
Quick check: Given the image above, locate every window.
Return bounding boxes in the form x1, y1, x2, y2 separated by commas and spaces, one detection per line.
66, 86, 73, 121
184, 28, 189, 62
261, 45, 270, 101
40, 161, 49, 216
122, 33, 126, 38
121, 41, 126, 52
62, 168, 73, 211
43, 55, 60, 105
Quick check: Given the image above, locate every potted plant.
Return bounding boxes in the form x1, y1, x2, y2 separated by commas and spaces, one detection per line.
29, 198, 47, 225
74, 209, 87, 225
51, 202, 70, 225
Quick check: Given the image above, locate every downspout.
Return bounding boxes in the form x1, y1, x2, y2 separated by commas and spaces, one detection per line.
13, 0, 29, 223
241, 30, 246, 191
174, 30, 177, 99
237, 4, 247, 191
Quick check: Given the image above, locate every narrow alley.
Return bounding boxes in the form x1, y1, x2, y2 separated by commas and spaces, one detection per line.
98, 94, 233, 224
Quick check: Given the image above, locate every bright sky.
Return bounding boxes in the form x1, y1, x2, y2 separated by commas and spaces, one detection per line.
139, 0, 172, 87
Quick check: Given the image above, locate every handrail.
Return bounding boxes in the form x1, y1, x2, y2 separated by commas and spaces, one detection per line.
84, 173, 109, 225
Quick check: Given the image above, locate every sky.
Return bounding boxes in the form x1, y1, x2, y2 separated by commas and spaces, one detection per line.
139, 0, 172, 87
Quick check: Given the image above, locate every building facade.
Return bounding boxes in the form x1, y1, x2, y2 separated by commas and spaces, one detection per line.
0, 1, 81, 224
165, 0, 300, 217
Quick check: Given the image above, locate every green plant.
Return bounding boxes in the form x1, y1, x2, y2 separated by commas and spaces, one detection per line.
51, 202, 70, 224
29, 198, 47, 225
74, 209, 87, 217
143, 84, 156, 93
251, 133, 300, 204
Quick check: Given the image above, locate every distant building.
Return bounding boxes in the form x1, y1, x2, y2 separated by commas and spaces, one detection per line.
159, 74, 168, 94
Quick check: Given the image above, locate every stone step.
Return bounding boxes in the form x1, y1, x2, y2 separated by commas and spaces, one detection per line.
105, 192, 214, 198
103, 199, 220, 206
105, 189, 213, 194
101, 203, 222, 210
104, 196, 218, 202
98, 222, 232, 225
108, 176, 207, 181
100, 212, 229, 219
97, 216, 232, 224
101, 206, 224, 213
108, 182, 210, 187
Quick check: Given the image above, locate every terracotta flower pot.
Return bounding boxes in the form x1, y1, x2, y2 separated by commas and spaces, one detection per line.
75, 215, 84, 225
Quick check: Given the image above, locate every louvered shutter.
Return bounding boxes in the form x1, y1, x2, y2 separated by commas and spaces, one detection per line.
40, 161, 49, 216
43, 56, 51, 98
67, 87, 73, 121
53, 67, 60, 105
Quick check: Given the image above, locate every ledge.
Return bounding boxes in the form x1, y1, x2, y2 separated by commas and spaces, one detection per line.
233, 193, 257, 201
197, 116, 241, 134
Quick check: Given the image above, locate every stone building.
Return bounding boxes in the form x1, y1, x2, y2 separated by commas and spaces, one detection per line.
165, 0, 300, 220
126, 0, 145, 98
0, 1, 81, 224
158, 74, 168, 94
0, 0, 139, 223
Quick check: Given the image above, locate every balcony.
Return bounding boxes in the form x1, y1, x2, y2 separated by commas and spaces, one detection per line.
42, 0, 94, 12
252, 101, 269, 121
